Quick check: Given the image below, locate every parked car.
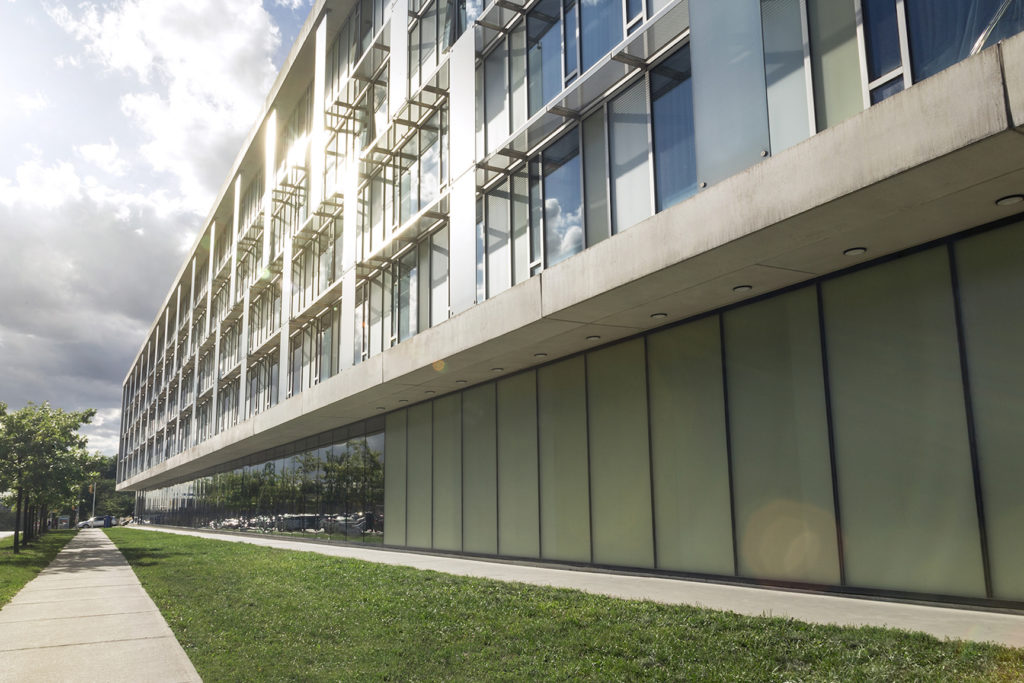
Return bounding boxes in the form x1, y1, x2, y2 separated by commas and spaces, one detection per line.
77, 516, 117, 529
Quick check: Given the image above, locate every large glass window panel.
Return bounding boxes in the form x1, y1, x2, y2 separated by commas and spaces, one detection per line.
369, 277, 383, 356
487, 182, 512, 297
405, 402, 433, 548
510, 25, 528, 131
582, 111, 610, 247
587, 339, 655, 568
418, 240, 431, 333
542, 132, 583, 266
954, 224, 1024, 601
651, 46, 697, 211
822, 249, 985, 597
862, 0, 902, 81
806, 0, 863, 129
432, 394, 462, 551
563, 0, 579, 80
527, 0, 563, 116
647, 316, 734, 575
485, 42, 509, 155
979, 0, 1024, 50
430, 227, 449, 326
366, 432, 386, 542
475, 198, 486, 302
608, 80, 652, 233
761, 0, 812, 154
421, 116, 441, 207
511, 171, 531, 285
690, 0, 770, 185
905, 0, 1020, 82
581, 0, 622, 72
399, 249, 418, 340
724, 287, 840, 585
462, 384, 498, 554
420, 0, 438, 75
537, 358, 591, 563
496, 371, 540, 558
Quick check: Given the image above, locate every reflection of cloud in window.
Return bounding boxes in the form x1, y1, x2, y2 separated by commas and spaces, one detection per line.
467, 0, 484, 22
545, 197, 583, 261
420, 145, 440, 205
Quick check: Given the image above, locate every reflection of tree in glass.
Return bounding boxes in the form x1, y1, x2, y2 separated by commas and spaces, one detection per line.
321, 438, 384, 539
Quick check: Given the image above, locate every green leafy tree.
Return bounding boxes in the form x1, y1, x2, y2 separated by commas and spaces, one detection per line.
0, 403, 95, 553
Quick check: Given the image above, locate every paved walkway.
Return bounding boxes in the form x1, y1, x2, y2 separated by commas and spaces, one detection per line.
137, 526, 1024, 649
0, 529, 201, 683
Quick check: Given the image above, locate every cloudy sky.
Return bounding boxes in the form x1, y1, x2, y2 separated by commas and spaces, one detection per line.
0, 0, 312, 457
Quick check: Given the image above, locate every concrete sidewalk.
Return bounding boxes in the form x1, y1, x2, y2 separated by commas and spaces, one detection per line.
137, 525, 1024, 649
0, 529, 201, 683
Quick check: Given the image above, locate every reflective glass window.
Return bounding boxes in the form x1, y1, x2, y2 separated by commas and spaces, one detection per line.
542, 131, 583, 267
651, 46, 697, 211
527, 0, 563, 116
862, 0, 902, 81
581, 0, 622, 72
609, 79, 652, 232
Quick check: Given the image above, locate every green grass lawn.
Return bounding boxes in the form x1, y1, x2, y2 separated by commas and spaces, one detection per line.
0, 530, 76, 608
106, 529, 1024, 682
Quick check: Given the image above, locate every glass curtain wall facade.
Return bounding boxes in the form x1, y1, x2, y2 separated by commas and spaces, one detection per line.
123, 0, 1024, 608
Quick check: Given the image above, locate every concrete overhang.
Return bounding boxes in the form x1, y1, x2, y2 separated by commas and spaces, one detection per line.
119, 34, 1024, 491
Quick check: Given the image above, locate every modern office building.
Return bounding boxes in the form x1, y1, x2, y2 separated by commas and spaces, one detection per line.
119, 0, 1024, 607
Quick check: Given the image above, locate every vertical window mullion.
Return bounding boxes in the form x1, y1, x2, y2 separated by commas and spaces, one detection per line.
894, 0, 912, 88
853, 0, 872, 110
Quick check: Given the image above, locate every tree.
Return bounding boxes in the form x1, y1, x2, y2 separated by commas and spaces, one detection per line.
77, 454, 135, 519
0, 403, 95, 553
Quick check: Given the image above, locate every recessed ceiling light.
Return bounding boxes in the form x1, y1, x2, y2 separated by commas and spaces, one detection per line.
733, 285, 752, 293
843, 247, 867, 256
586, 335, 601, 341
455, 379, 467, 384
424, 390, 436, 395
375, 406, 385, 411
533, 352, 548, 358
491, 367, 503, 373
650, 312, 667, 319
398, 399, 409, 404
995, 194, 1024, 206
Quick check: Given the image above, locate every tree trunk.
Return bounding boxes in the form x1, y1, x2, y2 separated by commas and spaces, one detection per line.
22, 503, 32, 546
12, 489, 22, 554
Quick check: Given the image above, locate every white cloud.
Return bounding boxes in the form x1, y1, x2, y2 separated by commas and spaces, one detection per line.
0, 159, 81, 209
77, 140, 128, 176
47, 0, 283, 213
275, 0, 308, 8
54, 54, 81, 68
15, 92, 49, 115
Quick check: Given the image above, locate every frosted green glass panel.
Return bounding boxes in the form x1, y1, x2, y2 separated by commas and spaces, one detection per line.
432, 394, 462, 551
537, 358, 591, 563
497, 371, 540, 558
823, 249, 985, 597
761, 0, 811, 152
724, 287, 839, 585
955, 223, 1024, 600
588, 339, 655, 569
806, 0, 863, 129
406, 402, 433, 548
462, 383, 498, 555
647, 316, 733, 575
384, 410, 408, 546
690, 0, 770, 186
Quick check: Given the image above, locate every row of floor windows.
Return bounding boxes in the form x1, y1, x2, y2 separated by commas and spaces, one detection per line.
121, 0, 1024, 480
137, 217, 1024, 604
